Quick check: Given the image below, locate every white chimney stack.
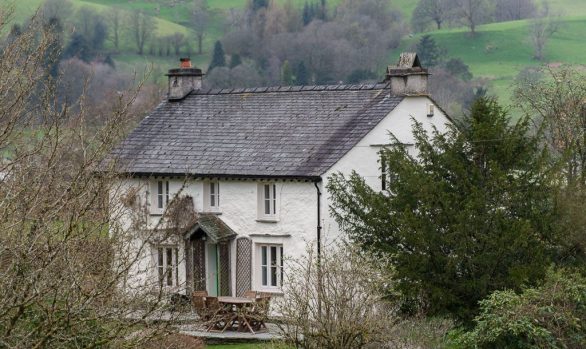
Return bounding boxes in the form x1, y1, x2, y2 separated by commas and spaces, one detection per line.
385, 53, 430, 96
167, 58, 204, 101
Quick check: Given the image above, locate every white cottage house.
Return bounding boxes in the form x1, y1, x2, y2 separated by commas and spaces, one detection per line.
107, 53, 452, 298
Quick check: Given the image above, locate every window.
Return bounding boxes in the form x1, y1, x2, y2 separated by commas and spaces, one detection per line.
205, 181, 220, 211
260, 183, 277, 217
151, 180, 169, 213
156, 246, 179, 288
427, 104, 435, 117
259, 244, 283, 289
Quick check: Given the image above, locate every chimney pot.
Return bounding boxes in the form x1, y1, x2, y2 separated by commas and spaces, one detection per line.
180, 57, 192, 68
167, 58, 204, 101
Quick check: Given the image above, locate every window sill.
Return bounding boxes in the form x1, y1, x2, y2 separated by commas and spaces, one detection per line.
256, 218, 279, 223
257, 289, 284, 296
201, 210, 222, 215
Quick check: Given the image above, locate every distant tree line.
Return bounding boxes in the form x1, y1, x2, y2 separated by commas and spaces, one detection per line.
205, 0, 407, 89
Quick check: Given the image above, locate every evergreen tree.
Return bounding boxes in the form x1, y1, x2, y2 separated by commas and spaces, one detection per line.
444, 58, 473, 80
318, 0, 327, 20
208, 41, 226, 71
303, 2, 311, 25
416, 34, 443, 67
104, 54, 116, 69
229, 53, 242, 68
92, 19, 108, 51
327, 97, 561, 323
295, 61, 309, 85
63, 33, 93, 63
281, 60, 294, 85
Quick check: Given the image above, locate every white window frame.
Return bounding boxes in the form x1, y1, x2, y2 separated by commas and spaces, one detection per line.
151, 179, 169, 214
258, 183, 277, 220
204, 181, 220, 212
156, 246, 179, 288
257, 244, 283, 290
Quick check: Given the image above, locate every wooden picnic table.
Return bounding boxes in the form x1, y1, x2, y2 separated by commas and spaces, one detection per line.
217, 296, 257, 333
218, 296, 255, 305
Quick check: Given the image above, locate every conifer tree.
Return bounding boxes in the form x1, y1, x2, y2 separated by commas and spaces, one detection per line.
416, 34, 443, 67
327, 97, 561, 323
208, 41, 226, 72
281, 60, 293, 85
295, 61, 309, 85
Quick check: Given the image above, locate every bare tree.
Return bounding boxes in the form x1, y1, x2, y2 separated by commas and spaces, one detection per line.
276, 243, 396, 349
530, 1, 561, 61
494, 0, 536, 21
452, 0, 491, 36
192, 0, 209, 54
105, 6, 123, 51
169, 32, 186, 56
412, 0, 455, 31
128, 10, 157, 55
0, 10, 179, 348
514, 66, 586, 185
42, 0, 73, 23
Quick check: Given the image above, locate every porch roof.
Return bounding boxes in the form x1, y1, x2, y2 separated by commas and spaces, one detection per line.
185, 214, 237, 243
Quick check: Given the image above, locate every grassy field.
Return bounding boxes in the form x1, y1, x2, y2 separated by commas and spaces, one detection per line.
7, 0, 586, 105
390, 15, 586, 106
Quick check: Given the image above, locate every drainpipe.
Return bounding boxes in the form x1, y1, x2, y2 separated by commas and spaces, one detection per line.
313, 181, 322, 260
314, 181, 323, 319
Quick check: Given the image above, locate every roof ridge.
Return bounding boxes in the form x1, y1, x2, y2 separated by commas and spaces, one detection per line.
192, 82, 390, 96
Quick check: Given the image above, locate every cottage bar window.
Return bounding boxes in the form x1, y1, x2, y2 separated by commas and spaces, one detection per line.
263, 184, 276, 216
157, 246, 179, 288
260, 244, 283, 288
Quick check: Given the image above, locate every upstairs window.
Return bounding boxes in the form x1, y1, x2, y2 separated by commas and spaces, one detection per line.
204, 181, 220, 212
151, 180, 169, 214
156, 246, 178, 288
258, 183, 277, 219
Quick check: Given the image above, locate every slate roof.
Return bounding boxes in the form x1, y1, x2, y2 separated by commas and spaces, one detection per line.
109, 83, 404, 179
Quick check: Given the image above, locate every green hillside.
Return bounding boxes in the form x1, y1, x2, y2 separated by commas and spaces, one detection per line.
6, 0, 586, 106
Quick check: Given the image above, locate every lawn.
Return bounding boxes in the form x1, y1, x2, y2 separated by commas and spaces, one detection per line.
390, 15, 586, 106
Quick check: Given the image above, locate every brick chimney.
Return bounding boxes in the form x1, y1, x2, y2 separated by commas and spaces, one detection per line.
167, 58, 204, 101
385, 53, 429, 96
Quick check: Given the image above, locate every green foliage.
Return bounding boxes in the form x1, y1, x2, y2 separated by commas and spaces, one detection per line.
453, 269, 586, 348
295, 61, 309, 85
416, 34, 444, 67
327, 97, 561, 323
281, 60, 294, 85
63, 33, 94, 62
444, 58, 473, 81
208, 40, 226, 71
346, 69, 377, 84
229, 53, 242, 68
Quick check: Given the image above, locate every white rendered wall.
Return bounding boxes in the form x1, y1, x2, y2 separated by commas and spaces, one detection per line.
320, 96, 452, 243
110, 177, 318, 294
